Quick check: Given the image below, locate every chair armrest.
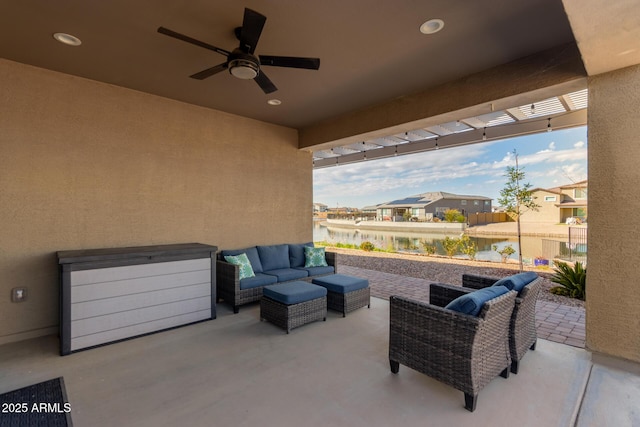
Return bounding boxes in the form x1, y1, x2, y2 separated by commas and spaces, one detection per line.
390, 295, 482, 357
216, 260, 240, 291
325, 250, 337, 273
462, 274, 499, 289
429, 283, 472, 307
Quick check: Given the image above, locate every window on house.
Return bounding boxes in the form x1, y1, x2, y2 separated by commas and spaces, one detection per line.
474, 200, 479, 205
484, 201, 490, 206
574, 188, 587, 199
545, 196, 557, 202
411, 208, 420, 216
461, 200, 467, 205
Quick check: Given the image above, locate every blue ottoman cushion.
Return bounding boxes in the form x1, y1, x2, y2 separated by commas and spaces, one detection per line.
312, 274, 369, 293
263, 282, 327, 305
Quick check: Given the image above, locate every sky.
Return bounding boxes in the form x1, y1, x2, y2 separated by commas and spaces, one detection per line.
313, 126, 588, 209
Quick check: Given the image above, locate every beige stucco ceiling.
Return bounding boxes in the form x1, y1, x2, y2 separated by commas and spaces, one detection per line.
1, 0, 576, 130
1, 0, 637, 136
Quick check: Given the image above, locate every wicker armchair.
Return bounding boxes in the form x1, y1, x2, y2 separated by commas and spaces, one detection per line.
460, 274, 542, 374
389, 288, 517, 412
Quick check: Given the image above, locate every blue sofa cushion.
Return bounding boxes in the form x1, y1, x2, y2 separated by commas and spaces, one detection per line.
304, 246, 329, 267
224, 253, 255, 280
263, 281, 327, 305
445, 285, 510, 317
239, 273, 278, 290
312, 274, 369, 293
493, 272, 538, 294
222, 247, 263, 274
289, 242, 314, 268
257, 244, 290, 271
263, 268, 309, 282
296, 266, 335, 276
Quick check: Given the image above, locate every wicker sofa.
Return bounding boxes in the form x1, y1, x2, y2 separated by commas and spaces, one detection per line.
389, 286, 516, 412
217, 243, 336, 313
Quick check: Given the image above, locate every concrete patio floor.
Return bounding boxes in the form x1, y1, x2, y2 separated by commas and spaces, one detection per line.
1, 298, 638, 426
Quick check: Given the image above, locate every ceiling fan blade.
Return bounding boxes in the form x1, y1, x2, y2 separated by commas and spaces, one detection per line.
259, 56, 320, 70
190, 63, 228, 80
254, 71, 277, 94
240, 8, 266, 54
158, 26, 230, 57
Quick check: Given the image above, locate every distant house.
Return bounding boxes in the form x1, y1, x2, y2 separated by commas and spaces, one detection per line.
375, 192, 492, 221
313, 203, 328, 213
523, 180, 587, 224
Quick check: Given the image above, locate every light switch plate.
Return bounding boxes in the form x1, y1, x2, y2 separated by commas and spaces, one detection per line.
11, 287, 27, 302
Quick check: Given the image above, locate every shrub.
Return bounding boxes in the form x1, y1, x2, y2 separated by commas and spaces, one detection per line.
444, 209, 465, 223
459, 235, 477, 260
442, 236, 460, 258
493, 244, 516, 263
420, 240, 437, 256
550, 261, 586, 300
360, 241, 375, 251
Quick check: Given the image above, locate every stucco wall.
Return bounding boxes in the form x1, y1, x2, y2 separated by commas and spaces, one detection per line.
0, 59, 312, 344
587, 64, 640, 362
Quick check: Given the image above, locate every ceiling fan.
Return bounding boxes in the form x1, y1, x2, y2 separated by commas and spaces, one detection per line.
158, 7, 320, 94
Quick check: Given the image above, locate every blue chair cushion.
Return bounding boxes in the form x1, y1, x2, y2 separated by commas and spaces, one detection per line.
445, 285, 510, 316
257, 244, 291, 271
312, 274, 369, 293
263, 282, 327, 305
263, 268, 309, 282
239, 273, 278, 290
222, 247, 263, 274
493, 272, 538, 294
297, 266, 335, 277
289, 242, 314, 268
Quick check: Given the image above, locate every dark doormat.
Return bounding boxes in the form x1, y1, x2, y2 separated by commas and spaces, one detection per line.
0, 377, 73, 427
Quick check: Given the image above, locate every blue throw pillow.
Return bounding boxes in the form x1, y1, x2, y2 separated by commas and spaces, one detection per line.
493, 272, 538, 293
445, 285, 510, 316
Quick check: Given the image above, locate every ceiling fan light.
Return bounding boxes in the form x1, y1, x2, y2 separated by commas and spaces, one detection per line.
229, 59, 259, 79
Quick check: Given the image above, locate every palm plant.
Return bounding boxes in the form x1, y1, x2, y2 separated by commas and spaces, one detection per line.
550, 261, 586, 300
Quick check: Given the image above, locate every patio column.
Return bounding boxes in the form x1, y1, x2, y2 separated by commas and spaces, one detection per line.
587, 64, 640, 363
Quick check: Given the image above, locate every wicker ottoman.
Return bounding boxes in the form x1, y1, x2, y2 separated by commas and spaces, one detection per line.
260, 282, 327, 333
312, 274, 370, 317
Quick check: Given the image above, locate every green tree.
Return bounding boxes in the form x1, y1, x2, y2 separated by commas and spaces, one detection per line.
498, 150, 540, 271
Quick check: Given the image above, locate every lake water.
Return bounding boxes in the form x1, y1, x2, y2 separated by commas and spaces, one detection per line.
313, 221, 538, 263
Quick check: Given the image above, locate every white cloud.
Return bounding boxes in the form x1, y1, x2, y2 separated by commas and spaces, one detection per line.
314, 127, 588, 207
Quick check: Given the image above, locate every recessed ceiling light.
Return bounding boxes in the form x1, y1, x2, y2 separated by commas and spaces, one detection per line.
267, 99, 282, 106
420, 19, 444, 35
53, 33, 82, 46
